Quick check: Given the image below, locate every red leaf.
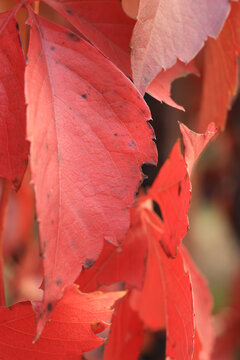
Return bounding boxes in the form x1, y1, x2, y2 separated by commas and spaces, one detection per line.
147, 60, 198, 111
197, 1, 240, 131
0, 8, 29, 190
0, 285, 123, 359
180, 246, 214, 360
148, 141, 191, 257
130, 209, 194, 360
180, 122, 218, 175
131, 0, 230, 93
104, 294, 144, 360
25, 10, 156, 335
148, 122, 218, 257
78, 206, 148, 292
42, 0, 135, 75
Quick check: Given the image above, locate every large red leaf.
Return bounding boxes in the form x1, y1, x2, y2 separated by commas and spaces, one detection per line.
0, 8, 29, 190
197, 1, 240, 131
130, 209, 194, 360
180, 246, 214, 360
104, 294, 144, 360
42, 0, 135, 75
131, 0, 230, 94
25, 9, 156, 335
0, 285, 123, 359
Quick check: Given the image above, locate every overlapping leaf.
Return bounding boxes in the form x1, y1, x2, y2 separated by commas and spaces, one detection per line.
131, 0, 231, 94
197, 1, 240, 131
0, 8, 29, 190
181, 246, 214, 360
104, 294, 144, 360
41, 0, 135, 75
0, 285, 123, 359
25, 9, 156, 335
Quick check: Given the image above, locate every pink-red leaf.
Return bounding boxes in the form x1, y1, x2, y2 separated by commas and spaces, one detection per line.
78, 206, 148, 292
180, 246, 214, 360
197, 1, 240, 131
0, 9, 29, 190
42, 0, 135, 75
180, 122, 218, 175
131, 0, 230, 93
25, 11, 156, 335
104, 294, 144, 360
147, 60, 198, 111
148, 141, 191, 257
0, 285, 123, 359
130, 209, 194, 360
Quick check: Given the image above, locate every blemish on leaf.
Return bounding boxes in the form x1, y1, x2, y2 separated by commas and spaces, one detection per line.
24, 158, 28, 166
39, 252, 45, 259
81, 93, 87, 99
51, 219, 54, 225
67, 32, 81, 42
128, 140, 136, 147
66, 9, 73, 15
178, 183, 181, 196
47, 193, 50, 199
50, 45, 55, 51
47, 303, 53, 312
114, 133, 118, 136
45, 143, 48, 150
13, 178, 20, 190
84, 258, 96, 269
56, 279, 62, 286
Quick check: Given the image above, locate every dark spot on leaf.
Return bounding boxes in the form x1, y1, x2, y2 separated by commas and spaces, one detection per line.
55, 60, 58, 65
51, 219, 54, 224
61, 41, 65, 45
26, 56, 28, 64
56, 279, 62, 286
66, 9, 73, 15
137, 95, 141, 100
47, 303, 53, 312
69, 106, 72, 111
67, 32, 81, 41
40, 252, 45, 258
178, 183, 181, 196
47, 193, 50, 199
45, 143, 48, 150
84, 258, 95, 269
81, 93, 87, 99
120, 104, 123, 108
16, 23, 19, 31
13, 178, 20, 190
24, 158, 28, 166
50, 45, 55, 51
153, 201, 163, 221
128, 140, 136, 147
114, 133, 118, 136
42, 241, 47, 250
